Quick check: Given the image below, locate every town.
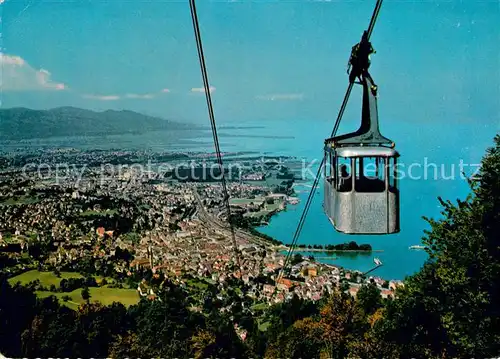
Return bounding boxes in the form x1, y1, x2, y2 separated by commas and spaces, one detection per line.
0, 148, 403, 312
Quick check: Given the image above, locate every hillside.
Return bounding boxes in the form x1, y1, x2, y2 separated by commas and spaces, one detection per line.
0, 107, 199, 140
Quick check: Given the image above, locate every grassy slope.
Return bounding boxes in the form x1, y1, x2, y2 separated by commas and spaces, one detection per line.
36, 287, 140, 309
8, 270, 83, 287
9, 270, 139, 309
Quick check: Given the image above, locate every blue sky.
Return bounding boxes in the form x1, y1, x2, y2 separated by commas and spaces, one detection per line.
1, 0, 499, 127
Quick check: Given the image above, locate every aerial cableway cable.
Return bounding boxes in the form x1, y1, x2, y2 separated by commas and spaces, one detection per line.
278, 84, 354, 280
367, 0, 383, 38
189, 0, 241, 272
278, 0, 383, 281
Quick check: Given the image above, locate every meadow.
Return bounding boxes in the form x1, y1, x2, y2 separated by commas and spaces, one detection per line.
8, 270, 140, 309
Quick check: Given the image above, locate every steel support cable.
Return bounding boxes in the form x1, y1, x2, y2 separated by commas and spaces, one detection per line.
279, 83, 353, 280
189, 0, 241, 271
367, 0, 383, 39
278, 0, 383, 280
281, 85, 352, 276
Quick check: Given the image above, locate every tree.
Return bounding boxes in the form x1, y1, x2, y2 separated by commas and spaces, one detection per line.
266, 317, 323, 359
291, 254, 303, 266
356, 283, 382, 315
265, 294, 319, 345
347, 241, 359, 250
317, 290, 365, 358
359, 243, 372, 251
130, 284, 200, 358
266, 289, 365, 359
190, 329, 216, 359
340, 280, 349, 292
376, 135, 500, 358
81, 287, 90, 301
0, 279, 38, 357
108, 331, 142, 359
84, 276, 97, 287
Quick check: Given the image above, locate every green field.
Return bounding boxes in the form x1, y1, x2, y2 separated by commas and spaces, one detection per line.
251, 302, 269, 311
229, 197, 264, 205
36, 291, 82, 310
258, 320, 271, 331
246, 208, 278, 218
9, 270, 138, 309
8, 270, 83, 287
0, 195, 40, 206
36, 287, 140, 310
186, 278, 209, 290
80, 209, 118, 217
266, 202, 282, 211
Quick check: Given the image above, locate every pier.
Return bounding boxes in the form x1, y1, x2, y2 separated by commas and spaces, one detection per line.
363, 257, 383, 275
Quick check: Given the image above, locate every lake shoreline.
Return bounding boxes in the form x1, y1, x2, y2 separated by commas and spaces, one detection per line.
281, 247, 383, 253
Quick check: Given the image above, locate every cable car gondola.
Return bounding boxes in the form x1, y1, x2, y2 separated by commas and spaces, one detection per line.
323, 26, 400, 235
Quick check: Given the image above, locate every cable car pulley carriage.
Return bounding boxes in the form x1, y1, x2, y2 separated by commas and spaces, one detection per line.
323, 1, 400, 235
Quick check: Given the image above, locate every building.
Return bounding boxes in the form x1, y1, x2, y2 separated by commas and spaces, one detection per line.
276, 278, 294, 292
389, 280, 404, 291
381, 289, 393, 299
96, 227, 105, 238
348, 286, 360, 297
304, 266, 318, 277
263, 284, 275, 295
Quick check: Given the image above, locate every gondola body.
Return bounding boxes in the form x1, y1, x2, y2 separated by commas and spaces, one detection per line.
323, 75, 400, 234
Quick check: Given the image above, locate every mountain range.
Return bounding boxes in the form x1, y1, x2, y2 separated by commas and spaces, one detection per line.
0, 107, 200, 141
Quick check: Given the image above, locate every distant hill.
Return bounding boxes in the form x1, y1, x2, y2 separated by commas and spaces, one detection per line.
0, 107, 200, 140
